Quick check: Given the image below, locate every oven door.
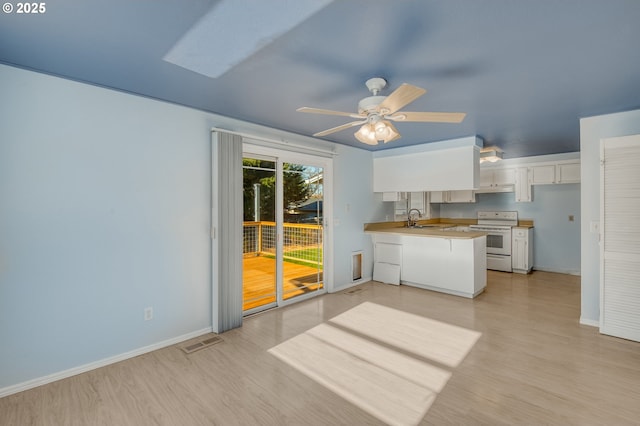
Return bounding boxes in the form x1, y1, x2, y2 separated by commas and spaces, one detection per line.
470, 226, 512, 255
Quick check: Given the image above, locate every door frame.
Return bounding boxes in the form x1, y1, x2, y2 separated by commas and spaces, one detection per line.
242, 142, 334, 311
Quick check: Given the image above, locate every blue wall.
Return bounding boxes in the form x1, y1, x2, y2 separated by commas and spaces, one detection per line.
439, 184, 581, 274
0, 64, 215, 390
0, 64, 380, 392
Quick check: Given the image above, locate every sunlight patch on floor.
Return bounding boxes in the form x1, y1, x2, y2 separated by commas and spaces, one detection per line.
331, 302, 481, 368
268, 302, 481, 426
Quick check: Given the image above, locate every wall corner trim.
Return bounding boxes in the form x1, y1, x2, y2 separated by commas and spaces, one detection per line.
579, 317, 599, 328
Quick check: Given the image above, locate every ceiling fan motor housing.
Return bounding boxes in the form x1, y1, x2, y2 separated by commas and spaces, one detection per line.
358, 95, 386, 115
365, 77, 387, 95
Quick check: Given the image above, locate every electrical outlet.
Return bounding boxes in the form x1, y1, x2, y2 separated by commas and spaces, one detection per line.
144, 307, 153, 321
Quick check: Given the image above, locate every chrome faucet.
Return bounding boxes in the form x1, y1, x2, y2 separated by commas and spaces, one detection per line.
407, 208, 421, 227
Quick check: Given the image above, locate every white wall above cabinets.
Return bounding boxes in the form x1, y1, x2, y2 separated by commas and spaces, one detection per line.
373, 136, 481, 192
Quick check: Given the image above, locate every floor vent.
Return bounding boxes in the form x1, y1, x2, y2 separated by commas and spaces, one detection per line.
181, 335, 223, 354
344, 288, 363, 295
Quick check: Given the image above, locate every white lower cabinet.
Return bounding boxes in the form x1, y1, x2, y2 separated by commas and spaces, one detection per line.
512, 227, 533, 274
373, 242, 402, 285
370, 233, 487, 298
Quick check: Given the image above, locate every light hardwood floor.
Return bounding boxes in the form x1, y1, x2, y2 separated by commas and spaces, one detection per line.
2, 271, 640, 425
243, 256, 323, 311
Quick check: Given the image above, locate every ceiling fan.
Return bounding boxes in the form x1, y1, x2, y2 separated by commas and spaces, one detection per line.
297, 77, 466, 145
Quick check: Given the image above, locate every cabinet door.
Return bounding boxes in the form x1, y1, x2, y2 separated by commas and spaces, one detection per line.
448, 190, 475, 203
512, 238, 524, 270
430, 191, 446, 203
375, 242, 402, 264
494, 168, 515, 185
479, 169, 494, 187
512, 228, 531, 271
530, 165, 556, 184
514, 168, 531, 202
557, 162, 580, 183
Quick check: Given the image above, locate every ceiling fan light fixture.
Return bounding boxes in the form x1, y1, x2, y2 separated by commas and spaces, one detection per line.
375, 121, 389, 137
298, 78, 464, 146
480, 148, 504, 163
354, 123, 378, 145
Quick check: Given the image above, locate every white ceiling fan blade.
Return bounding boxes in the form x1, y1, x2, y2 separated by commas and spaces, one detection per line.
387, 111, 466, 123
313, 120, 367, 137
297, 107, 364, 119
376, 83, 426, 115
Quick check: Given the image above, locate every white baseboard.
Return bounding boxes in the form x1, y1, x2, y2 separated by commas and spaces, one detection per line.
579, 317, 599, 328
0, 327, 213, 398
533, 266, 581, 276
330, 276, 373, 293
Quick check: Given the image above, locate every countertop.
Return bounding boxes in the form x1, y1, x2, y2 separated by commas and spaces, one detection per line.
364, 225, 487, 240
364, 217, 534, 237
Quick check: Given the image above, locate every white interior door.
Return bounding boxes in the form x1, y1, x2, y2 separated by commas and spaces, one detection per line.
600, 134, 640, 342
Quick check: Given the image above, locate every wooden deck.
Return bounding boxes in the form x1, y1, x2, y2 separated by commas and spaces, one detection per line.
243, 255, 323, 311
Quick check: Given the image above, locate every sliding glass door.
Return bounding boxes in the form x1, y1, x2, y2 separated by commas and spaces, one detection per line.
242, 153, 326, 314
281, 162, 324, 301
242, 156, 277, 311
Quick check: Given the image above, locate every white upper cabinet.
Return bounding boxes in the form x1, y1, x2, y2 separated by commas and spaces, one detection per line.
477, 168, 515, 192
431, 190, 475, 203
556, 162, 580, 183
514, 167, 532, 202
530, 161, 580, 185
373, 139, 480, 192
382, 192, 405, 202
530, 164, 556, 184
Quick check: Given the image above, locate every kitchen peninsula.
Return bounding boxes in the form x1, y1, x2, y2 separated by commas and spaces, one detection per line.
365, 222, 487, 298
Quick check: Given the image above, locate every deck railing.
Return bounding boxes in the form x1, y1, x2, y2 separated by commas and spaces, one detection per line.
243, 221, 323, 266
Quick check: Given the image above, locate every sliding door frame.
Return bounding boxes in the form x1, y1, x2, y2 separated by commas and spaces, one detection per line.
243, 142, 334, 310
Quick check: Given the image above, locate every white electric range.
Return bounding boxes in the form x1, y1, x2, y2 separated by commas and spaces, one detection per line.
469, 211, 518, 272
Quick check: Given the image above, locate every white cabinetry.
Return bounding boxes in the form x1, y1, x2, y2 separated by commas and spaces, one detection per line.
373, 142, 479, 192
478, 168, 515, 192
373, 242, 402, 285
431, 190, 475, 203
530, 165, 556, 184
530, 161, 580, 185
514, 167, 532, 202
557, 162, 580, 183
491, 159, 579, 202
512, 227, 533, 274
370, 232, 487, 298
